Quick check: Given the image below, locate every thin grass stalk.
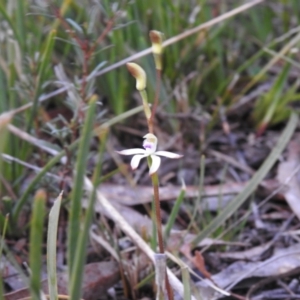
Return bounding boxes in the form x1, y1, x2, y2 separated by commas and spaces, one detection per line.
15, 0, 26, 52
0, 276, 3, 300
181, 266, 191, 300
0, 69, 8, 113
0, 214, 8, 258
0, 113, 12, 200
187, 155, 205, 233
47, 192, 63, 300
69, 128, 107, 300
192, 112, 298, 246
257, 63, 290, 133
27, 29, 56, 132
67, 96, 97, 277
7, 63, 19, 183
164, 182, 185, 240
0, 4, 22, 46
29, 189, 46, 300
0, 214, 9, 298
0, 112, 11, 170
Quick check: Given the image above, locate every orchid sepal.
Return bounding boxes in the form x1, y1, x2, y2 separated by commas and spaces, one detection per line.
155, 151, 183, 159
116, 149, 146, 155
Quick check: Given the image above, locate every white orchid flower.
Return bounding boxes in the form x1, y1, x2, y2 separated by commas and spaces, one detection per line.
116, 133, 183, 175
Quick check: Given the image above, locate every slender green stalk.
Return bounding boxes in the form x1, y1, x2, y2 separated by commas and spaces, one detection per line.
187, 155, 205, 233
0, 214, 9, 300
181, 266, 191, 300
29, 189, 46, 300
150, 172, 164, 253
150, 69, 161, 129
151, 200, 157, 251
69, 129, 107, 300
0, 4, 22, 47
68, 96, 97, 277
0, 275, 3, 300
0, 214, 8, 299
27, 29, 56, 133
15, 0, 27, 52
164, 182, 185, 240
47, 192, 63, 300
257, 63, 290, 133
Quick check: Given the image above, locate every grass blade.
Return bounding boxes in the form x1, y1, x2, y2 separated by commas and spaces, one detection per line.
67, 96, 97, 279
0, 113, 12, 196
30, 189, 46, 300
0, 214, 9, 299
27, 29, 57, 132
0, 4, 22, 47
255, 63, 290, 133
69, 130, 107, 300
192, 112, 298, 246
164, 181, 186, 240
15, 0, 27, 52
47, 191, 63, 300
187, 155, 205, 234
181, 266, 191, 300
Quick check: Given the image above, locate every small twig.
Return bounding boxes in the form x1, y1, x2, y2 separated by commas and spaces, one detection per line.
53, 7, 84, 48
87, 16, 116, 57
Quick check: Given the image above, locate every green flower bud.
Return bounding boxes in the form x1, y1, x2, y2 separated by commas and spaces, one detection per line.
126, 62, 147, 91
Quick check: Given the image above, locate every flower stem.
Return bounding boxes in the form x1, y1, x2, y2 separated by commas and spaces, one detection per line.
147, 42, 173, 299
151, 172, 164, 253
151, 69, 161, 126
151, 172, 174, 300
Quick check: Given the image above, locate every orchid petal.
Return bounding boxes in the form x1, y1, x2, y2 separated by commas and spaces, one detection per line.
131, 154, 148, 170
155, 151, 183, 159
149, 155, 161, 175
116, 148, 146, 156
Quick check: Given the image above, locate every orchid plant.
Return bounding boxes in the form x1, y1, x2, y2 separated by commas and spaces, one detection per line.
117, 133, 182, 175
117, 31, 179, 300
